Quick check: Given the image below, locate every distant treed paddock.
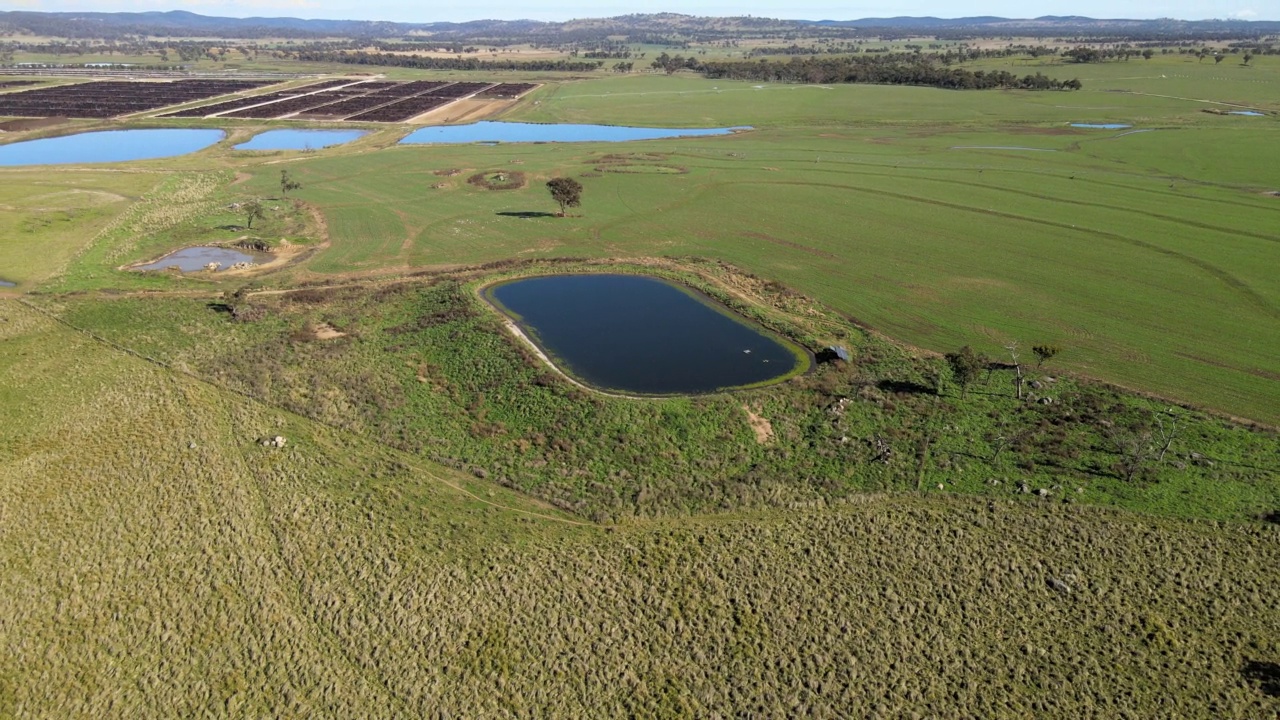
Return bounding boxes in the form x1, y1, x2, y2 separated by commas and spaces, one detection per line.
283, 48, 1081, 91
693, 55, 1083, 90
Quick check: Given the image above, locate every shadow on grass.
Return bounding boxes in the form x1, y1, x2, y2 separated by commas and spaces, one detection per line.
1243, 660, 1280, 697
496, 211, 557, 219
877, 379, 937, 396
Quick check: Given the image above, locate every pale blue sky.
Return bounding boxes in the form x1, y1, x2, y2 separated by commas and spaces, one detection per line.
5, 0, 1272, 23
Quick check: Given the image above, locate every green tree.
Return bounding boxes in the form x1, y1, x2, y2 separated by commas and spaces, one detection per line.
546, 177, 583, 217
1032, 344, 1061, 368
1243, 52, 1254, 66
243, 199, 265, 230
945, 346, 987, 398
280, 169, 302, 198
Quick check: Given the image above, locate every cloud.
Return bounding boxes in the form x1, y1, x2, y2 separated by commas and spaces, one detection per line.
1228, 8, 1259, 18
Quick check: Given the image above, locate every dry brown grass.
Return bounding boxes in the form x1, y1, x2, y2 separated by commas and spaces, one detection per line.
1, 298, 1278, 717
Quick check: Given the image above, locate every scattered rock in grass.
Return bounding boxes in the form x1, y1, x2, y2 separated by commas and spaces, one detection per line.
188, 442, 197, 449
260, 435, 287, 448
936, 483, 945, 490
1019, 482, 1031, 494
204, 262, 220, 271
1048, 577, 1073, 594
1036, 488, 1051, 498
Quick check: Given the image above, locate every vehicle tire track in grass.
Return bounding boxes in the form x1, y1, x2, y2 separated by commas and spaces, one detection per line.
723, 145, 1275, 215
708, 179, 1280, 320
195, 382, 416, 715
842, 165, 1280, 246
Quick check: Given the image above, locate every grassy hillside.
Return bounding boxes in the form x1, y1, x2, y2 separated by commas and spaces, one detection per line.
1, 49, 1278, 716
44, 262, 1280, 524
2, 299, 1277, 717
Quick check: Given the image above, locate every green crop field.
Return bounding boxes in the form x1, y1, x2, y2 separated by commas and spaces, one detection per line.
0, 42, 1278, 717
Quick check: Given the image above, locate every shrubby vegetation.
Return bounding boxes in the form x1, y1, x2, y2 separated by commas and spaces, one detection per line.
2, 299, 1277, 717
52, 259, 1278, 524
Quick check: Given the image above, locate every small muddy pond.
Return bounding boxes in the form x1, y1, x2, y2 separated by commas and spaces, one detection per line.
134, 246, 262, 272
485, 274, 809, 395
400, 121, 749, 145
234, 128, 367, 151
1228, 111, 1265, 117
0, 278, 15, 288
1070, 123, 1132, 129
0, 128, 225, 166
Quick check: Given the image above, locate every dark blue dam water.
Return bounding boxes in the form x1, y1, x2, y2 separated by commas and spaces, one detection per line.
400, 121, 748, 145
234, 128, 367, 150
0, 128, 225, 166
487, 274, 808, 395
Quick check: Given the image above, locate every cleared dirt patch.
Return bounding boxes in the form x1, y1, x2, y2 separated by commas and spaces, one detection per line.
744, 405, 774, 444
312, 322, 346, 340
406, 98, 508, 125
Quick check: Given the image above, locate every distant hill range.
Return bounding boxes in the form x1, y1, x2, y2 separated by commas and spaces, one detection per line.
0, 10, 1276, 39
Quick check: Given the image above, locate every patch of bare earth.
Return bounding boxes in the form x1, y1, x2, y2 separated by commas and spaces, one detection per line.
744, 405, 774, 444
311, 323, 346, 340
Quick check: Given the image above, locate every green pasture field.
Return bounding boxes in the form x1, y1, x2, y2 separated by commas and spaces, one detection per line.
0, 169, 160, 287
1, 46, 1279, 717
7, 62, 1276, 422
51, 70, 1260, 421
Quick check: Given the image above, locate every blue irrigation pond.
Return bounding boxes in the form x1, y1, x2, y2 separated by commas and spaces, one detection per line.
400, 121, 749, 145
0, 128, 225, 166
1070, 123, 1132, 129
234, 129, 367, 150
485, 274, 809, 395
133, 246, 261, 272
